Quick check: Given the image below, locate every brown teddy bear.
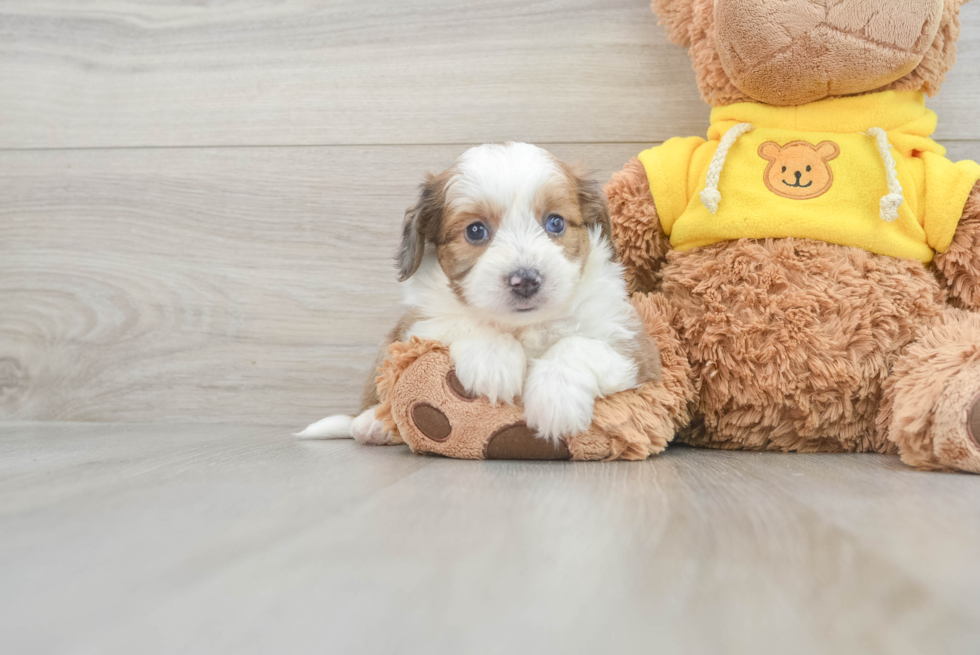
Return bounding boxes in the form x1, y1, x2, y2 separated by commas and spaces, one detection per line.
373, 293, 692, 461
376, 0, 980, 472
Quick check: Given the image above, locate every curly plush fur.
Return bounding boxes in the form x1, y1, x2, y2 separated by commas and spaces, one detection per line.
602, 0, 980, 472
375, 294, 693, 461
655, 0, 966, 107
935, 183, 980, 310
362, 0, 980, 470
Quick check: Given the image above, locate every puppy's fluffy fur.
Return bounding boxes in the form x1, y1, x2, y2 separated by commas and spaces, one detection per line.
299, 143, 659, 444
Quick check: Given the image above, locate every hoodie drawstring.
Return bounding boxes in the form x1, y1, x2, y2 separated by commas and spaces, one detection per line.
866, 127, 904, 222
700, 122, 754, 214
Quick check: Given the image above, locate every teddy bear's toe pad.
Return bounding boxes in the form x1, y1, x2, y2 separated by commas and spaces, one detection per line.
485, 423, 571, 460
446, 370, 477, 401
968, 393, 980, 449
411, 403, 452, 442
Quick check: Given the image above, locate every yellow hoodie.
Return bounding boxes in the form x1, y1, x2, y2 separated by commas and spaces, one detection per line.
638, 91, 980, 264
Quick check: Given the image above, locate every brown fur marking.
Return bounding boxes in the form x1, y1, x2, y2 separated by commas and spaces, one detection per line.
534, 170, 592, 266
397, 170, 453, 281
435, 203, 502, 289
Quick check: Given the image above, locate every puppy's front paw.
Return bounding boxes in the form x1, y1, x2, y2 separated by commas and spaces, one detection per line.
450, 336, 526, 404
523, 362, 597, 443
351, 406, 396, 445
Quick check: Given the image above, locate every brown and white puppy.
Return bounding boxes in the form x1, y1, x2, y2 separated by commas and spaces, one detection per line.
300, 142, 660, 444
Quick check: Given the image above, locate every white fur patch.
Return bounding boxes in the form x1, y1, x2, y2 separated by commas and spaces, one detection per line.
450, 330, 527, 404
295, 414, 354, 439
523, 337, 639, 441
351, 406, 395, 445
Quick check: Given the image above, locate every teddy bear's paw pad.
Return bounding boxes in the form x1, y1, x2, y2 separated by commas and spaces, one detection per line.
411, 403, 452, 442
484, 423, 571, 460
446, 369, 477, 401
968, 394, 980, 450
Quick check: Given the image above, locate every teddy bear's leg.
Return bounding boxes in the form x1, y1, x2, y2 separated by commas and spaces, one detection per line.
619, 292, 698, 449
878, 309, 980, 473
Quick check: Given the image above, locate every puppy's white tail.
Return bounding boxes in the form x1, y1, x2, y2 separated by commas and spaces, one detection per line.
295, 414, 354, 439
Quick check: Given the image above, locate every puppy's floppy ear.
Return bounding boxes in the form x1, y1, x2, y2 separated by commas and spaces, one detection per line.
397, 171, 449, 281
575, 173, 615, 255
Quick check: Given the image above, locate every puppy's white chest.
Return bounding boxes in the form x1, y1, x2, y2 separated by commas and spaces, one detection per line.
516, 326, 563, 361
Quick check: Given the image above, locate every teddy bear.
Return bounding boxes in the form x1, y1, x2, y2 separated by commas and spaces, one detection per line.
371, 292, 693, 461
374, 0, 980, 472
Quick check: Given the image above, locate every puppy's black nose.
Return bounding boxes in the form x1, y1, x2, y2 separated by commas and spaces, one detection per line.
508, 268, 542, 299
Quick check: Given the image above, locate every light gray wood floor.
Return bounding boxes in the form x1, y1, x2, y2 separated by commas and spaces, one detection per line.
3, 421, 980, 655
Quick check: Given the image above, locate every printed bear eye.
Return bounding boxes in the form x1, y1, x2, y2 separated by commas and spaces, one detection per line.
465, 222, 489, 243
782, 166, 787, 173
806, 165, 812, 172
545, 214, 566, 235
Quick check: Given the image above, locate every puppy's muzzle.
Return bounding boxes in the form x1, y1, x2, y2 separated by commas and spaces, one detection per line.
508, 268, 542, 299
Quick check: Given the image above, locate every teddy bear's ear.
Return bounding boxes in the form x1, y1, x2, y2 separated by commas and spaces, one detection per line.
887, 0, 967, 97
652, 0, 695, 47
758, 142, 782, 162
816, 142, 841, 161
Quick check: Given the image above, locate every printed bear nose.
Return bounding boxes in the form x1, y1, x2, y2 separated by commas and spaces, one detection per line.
795, 170, 802, 180
508, 268, 542, 299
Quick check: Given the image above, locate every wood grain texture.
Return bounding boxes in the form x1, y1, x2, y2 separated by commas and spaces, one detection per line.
0, 143, 648, 425
0, 0, 978, 149
1, 1, 979, 426
1, 421, 979, 655
2, 139, 978, 426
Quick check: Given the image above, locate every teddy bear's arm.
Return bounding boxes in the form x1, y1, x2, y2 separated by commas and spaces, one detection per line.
934, 182, 980, 310
605, 157, 672, 295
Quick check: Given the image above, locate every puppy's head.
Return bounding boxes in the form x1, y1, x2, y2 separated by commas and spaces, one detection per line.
398, 143, 612, 322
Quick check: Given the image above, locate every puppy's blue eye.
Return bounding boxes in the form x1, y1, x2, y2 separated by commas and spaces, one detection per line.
465, 222, 488, 243
545, 214, 566, 235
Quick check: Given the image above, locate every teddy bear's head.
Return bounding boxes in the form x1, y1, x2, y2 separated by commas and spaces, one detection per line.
653, 0, 972, 106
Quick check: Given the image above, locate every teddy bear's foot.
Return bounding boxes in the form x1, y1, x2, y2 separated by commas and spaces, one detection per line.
374, 338, 678, 461
927, 366, 980, 473
881, 311, 980, 473
377, 341, 572, 460
397, 353, 575, 460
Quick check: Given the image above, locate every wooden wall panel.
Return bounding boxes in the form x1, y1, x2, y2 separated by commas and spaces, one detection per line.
0, 143, 644, 425
3, 141, 978, 425
1, 0, 978, 425
0, 0, 977, 149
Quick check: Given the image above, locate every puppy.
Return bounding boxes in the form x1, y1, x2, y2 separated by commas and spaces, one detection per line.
299, 142, 660, 444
